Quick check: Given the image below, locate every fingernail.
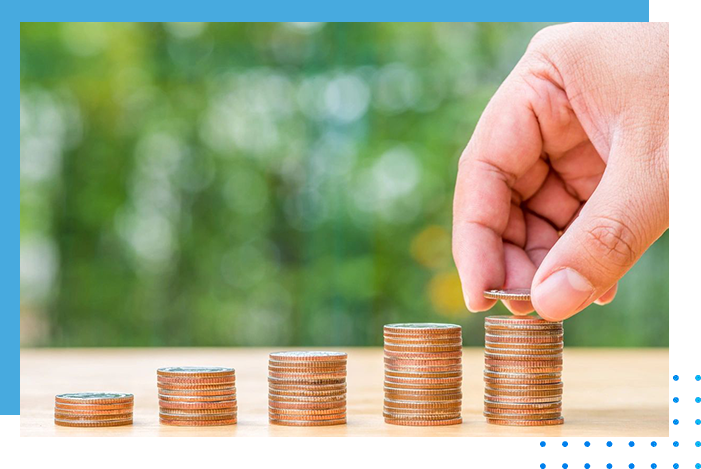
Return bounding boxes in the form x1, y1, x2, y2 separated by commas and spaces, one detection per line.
463, 292, 475, 313
532, 268, 594, 320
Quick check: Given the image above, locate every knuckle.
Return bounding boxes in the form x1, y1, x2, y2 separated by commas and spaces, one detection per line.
527, 25, 561, 52
583, 217, 639, 270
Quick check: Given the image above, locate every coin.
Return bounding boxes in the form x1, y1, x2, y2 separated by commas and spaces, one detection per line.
267, 406, 347, 415
157, 366, 235, 377
384, 392, 463, 402
384, 401, 462, 410
485, 417, 564, 426
268, 394, 346, 403
269, 413, 347, 421
160, 418, 237, 426
384, 323, 461, 334
54, 412, 133, 421
158, 394, 236, 402
55, 392, 133, 405
384, 358, 462, 367
267, 388, 347, 397
159, 412, 237, 421
383, 411, 462, 420
483, 411, 562, 420
483, 289, 531, 301
159, 400, 237, 410
54, 418, 133, 427
269, 383, 347, 392
157, 383, 237, 390
269, 400, 346, 410
383, 337, 463, 345
157, 376, 236, 385
268, 365, 347, 374
54, 402, 134, 411
160, 408, 239, 416
268, 371, 347, 380
53, 407, 136, 415
383, 417, 462, 426
269, 418, 346, 426
384, 351, 463, 360
269, 351, 347, 361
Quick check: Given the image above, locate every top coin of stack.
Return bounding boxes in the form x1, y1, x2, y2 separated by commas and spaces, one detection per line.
54, 392, 134, 427
157, 366, 237, 426
483, 315, 564, 426
268, 351, 347, 426
383, 323, 463, 426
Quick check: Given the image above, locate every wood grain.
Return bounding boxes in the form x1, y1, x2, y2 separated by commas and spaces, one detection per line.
20, 347, 668, 437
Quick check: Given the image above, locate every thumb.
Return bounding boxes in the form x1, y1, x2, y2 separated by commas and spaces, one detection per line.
531, 151, 668, 321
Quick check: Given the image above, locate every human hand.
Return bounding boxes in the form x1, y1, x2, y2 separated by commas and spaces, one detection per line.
451, 23, 669, 321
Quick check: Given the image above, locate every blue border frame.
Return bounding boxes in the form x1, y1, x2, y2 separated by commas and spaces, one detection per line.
15, 8, 684, 468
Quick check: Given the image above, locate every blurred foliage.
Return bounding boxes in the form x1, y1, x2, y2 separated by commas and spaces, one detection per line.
20, 22, 668, 347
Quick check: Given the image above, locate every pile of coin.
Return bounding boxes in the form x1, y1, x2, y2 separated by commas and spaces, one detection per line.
484, 315, 564, 426
157, 366, 237, 426
383, 323, 463, 426
54, 392, 133, 427
268, 351, 347, 426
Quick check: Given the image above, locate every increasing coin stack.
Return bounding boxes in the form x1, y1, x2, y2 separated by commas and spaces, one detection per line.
268, 351, 347, 426
383, 323, 463, 426
484, 315, 564, 426
54, 392, 133, 427
158, 366, 237, 426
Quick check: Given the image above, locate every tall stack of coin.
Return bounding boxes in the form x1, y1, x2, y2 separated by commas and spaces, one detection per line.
54, 392, 133, 427
157, 366, 237, 426
268, 351, 347, 426
383, 323, 463, 426
483, 315, 564, 426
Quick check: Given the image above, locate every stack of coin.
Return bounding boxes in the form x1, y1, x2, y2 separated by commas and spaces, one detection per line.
157, 366, 237, 426
54, 392, 133, 427
383, 323, 463, 426
268, 351, 347, 426
484, 315, 564, 426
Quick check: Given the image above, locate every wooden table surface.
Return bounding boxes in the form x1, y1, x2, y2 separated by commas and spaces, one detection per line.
20, 347, 668, 437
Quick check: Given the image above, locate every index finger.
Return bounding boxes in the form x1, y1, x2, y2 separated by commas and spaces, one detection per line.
451, 77, 544, 312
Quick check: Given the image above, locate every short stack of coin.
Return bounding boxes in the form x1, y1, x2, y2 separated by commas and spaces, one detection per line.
54, 392, 133, 427
268, 351, 347, 426
484, 315, 564, 426
383, 323, 463, 426
158, 366, 237, 426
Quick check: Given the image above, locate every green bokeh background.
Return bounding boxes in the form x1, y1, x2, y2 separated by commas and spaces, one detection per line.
19, 22, 669, 348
